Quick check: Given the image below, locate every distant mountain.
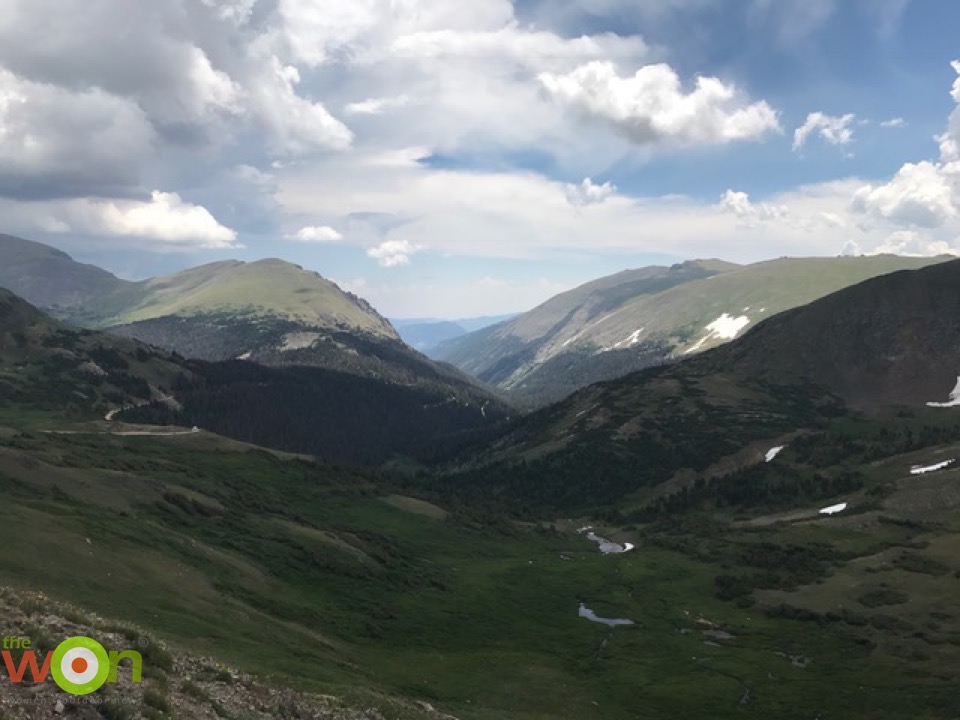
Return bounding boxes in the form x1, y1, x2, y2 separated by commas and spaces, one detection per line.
392, 320, 467, 352
442, 259, 960, 513
392, 314, 518, 355
435, 255, 951, 406
0, 234, 134, 310
0, 234, 504, 406
0, 289, 510, 465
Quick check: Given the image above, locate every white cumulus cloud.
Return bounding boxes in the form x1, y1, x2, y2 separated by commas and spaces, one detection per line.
792, 112, 856, 151
288, 226, 344, 243
367, 239, 423, 267
564, 178, 617, 206
718, 190, 788, 223
852, 162, 957, 228
41, 191, 239, 248
538, 61, 780, 147
872, 230, 959, 257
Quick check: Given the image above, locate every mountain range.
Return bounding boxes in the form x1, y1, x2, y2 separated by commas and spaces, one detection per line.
0, 286, 509, 466
4, 239, 960, 718
435, 255, 951, 406
0, 233, 508, 423
391, 314, 517, 354
441, 258, 960, 513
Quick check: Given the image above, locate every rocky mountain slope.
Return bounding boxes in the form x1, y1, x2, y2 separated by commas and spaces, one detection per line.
442, 259, 960, 512
436, 255, 950, 406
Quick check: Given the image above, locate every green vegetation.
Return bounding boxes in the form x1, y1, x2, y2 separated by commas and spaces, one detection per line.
1, 413, 960, 718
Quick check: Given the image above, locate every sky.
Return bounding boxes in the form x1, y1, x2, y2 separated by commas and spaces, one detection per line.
1, 0, 959, 318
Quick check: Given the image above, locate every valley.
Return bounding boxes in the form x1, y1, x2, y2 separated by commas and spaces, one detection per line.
1, 407, 960, 718
2, 245, 960, 718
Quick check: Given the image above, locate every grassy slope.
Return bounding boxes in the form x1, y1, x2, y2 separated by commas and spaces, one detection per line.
0, 412, 959, 718
437, 256, 950, 407
93, 259, 398, 338
625, 255, 951, 355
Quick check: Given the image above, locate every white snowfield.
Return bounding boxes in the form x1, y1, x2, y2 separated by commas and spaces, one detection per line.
684, 314, 751, 354
910, 459, 956, 475
765, 446, 786, 462
819, 502, 847, 516
927, 376, 960, 408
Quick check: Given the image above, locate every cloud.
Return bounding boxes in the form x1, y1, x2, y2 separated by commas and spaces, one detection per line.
278, 150, 869, 266
0, 68, 155, 200
871, 230, 959, 257
792, 112, 856, 151
880, 117, 906, 129
718, 190, 788, 223
564, 178, 617, 206
344, 95, 410, 115
852, 161, 957, 228
37, 191, 238, 248
288, 226, 344, 243
247, 58, 353, 155
842, 61, 960, 255
367, 239, 423, 267
539, 62, 780, 146
938, 60, 960, 162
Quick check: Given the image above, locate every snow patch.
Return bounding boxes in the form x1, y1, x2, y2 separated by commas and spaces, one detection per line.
599, 328, 646, 353
236, 351, 252, 360
765, 446, 786, 463
684, 314, 751, 354
579, 603, 634, 627
927, 377, 960, 408
910, 459, 956, 475
819, 502, 847, 516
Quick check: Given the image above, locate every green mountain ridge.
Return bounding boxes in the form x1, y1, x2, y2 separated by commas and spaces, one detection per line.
0, 289, 509, 466
436, 255, 951, 406
4, 260, 960, 718
440, 258, 960, 514
0, 234, 504, 421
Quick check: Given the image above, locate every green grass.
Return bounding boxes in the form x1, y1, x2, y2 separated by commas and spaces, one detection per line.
1, 424, 960, 719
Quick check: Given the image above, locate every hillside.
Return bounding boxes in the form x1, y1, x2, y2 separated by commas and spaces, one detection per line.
0, 288, 191, 415
0, 234, 136, 312
436, 255, 950, 406
0, 234, 503, 411
0, 290, 509, 466
97, 258, 398, 338
440, 259, 960, 513
3, 350, 960, 718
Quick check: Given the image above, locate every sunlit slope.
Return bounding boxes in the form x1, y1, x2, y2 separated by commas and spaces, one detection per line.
437, 255, 951, 405
102, 258, 398, 339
